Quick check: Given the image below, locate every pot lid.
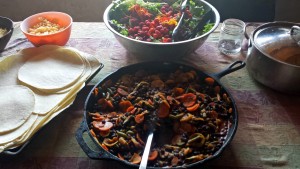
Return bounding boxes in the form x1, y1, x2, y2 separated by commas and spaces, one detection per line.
253, 23, 300, 47
253, 22, 300, 66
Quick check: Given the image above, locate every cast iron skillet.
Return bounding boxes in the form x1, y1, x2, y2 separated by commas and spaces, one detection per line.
76, 61, 245, 168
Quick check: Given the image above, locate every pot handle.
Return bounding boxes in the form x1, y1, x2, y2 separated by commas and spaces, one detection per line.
290, 25, 300, 44
244, 23, 261, 40
75, 120, 118, 160
243, 23, 261, 51
211, 61, 246, 80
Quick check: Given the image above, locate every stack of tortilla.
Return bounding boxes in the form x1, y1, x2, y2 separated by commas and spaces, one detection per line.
0, 45, 101, 152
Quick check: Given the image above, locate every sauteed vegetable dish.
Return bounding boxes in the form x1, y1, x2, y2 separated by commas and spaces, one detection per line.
88, 67, 234, 167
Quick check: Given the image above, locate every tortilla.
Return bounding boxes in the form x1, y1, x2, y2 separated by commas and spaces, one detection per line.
28, 50, 91, 114
0, 113, 38, 145
0, 85, 35, 133
18, 94, 78, 145
34, 49, 92, 94
18, 48, 85, 91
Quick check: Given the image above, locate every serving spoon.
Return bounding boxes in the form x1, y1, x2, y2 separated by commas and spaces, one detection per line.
139, 131, 154, 169
139, 115, 157, 169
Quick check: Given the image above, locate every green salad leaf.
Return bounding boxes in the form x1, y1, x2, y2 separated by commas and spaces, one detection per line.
141, 2, 163, 15
110, 0, 135, 20
110, 19, 128, 36
202, 23, 214, 34
110, 0, 165, 20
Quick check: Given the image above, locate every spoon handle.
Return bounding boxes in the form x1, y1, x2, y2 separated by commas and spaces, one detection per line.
172, 11, 186, 42
171, 0, 189, 42
139, 132, 154, 169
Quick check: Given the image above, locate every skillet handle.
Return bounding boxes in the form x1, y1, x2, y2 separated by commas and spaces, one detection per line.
75, 120, 117, 160
211, 61, 246, 80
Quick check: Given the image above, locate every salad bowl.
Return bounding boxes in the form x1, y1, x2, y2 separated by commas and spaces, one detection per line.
103, 0, 220, 58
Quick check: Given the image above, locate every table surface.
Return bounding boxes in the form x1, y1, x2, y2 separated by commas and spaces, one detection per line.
1, 22, 300, 169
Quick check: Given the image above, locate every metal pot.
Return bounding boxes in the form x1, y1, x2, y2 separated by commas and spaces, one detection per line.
76, 61, 245, 168
246, 22, 300, 94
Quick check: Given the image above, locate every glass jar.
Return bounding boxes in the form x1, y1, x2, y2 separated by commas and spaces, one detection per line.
218, 19, 245, 55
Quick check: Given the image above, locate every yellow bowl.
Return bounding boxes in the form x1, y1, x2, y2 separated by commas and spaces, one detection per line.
20, 11, 73, 47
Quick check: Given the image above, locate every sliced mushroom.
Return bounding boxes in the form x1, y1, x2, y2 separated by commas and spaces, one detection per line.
103, 137, 118, 147
187, 133, 206, 147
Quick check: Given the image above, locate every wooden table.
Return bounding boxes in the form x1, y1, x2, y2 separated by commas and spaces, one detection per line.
1, 22, 300, 169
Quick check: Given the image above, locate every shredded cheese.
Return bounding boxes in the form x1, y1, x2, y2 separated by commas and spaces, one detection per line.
28, 17, 65, 35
